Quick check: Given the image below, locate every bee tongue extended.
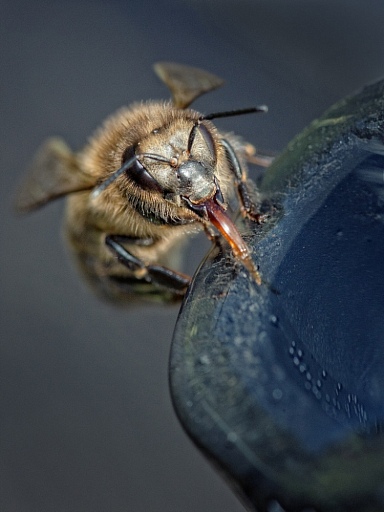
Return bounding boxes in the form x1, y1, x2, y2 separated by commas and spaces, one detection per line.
192, 197, 261, 285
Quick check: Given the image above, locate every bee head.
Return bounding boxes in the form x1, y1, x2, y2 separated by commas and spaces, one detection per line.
90, 105, 267, 284
92, 106, 267, 214
92, 116, 221, 214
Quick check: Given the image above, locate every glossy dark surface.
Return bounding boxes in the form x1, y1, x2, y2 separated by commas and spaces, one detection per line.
170, 79, 384, 511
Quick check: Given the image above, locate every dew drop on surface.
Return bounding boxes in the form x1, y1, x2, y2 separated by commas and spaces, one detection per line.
269, 314, 279, 326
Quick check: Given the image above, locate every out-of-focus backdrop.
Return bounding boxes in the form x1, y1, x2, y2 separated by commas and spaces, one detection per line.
1, 1, 384, 511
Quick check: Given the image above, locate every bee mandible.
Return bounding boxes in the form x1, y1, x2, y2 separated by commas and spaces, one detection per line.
16, 62, 269, 303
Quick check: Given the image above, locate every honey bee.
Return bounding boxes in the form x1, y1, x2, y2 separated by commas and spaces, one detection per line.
16, 62, 269, 304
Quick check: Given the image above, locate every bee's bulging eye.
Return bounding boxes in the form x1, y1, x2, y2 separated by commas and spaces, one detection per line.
187, 121, 217, 162
122, 145, 163, 194
198, 123, 216, 161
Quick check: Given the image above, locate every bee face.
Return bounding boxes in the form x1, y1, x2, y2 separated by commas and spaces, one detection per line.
126, 116, 221, 208
85, 102, 229, 228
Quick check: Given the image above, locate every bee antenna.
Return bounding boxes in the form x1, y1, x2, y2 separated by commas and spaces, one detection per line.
91, 156, 136, 198
201, 105, 268, 121
139, 153, 172, 165
91, 153, 172, 199
187, 105, 268, 155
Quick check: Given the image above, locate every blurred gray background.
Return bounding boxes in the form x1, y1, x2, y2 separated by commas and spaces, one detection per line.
1, 1, 384, 511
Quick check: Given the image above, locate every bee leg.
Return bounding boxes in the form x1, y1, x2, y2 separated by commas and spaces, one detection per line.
221, 138, 265, 224
105, 235, 191, 295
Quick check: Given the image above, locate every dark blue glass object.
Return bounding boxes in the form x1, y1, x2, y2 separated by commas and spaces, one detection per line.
170, 79, 384, 511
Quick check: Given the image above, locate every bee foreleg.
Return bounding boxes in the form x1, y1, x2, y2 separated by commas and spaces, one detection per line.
105, 235, 190, 295
141, 264, 191, 294
221, 138, 264, 224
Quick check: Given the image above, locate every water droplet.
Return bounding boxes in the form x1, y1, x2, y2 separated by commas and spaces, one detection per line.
299, 364, 306, 373
269, 314, 279, 326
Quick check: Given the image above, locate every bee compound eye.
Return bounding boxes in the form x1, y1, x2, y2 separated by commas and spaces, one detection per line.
198, 122, 216, 160
122, 145, 163, 194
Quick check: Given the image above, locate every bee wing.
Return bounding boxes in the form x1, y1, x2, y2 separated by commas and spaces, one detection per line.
154, 62, 224, 109
15, 138, 95, 213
